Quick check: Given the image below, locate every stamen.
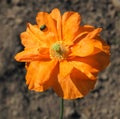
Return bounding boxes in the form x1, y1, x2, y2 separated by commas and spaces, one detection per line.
51, 43, 62, 53
50, 42, 68, 60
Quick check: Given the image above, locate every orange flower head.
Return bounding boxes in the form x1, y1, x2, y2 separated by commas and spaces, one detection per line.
15, 8, 110, 99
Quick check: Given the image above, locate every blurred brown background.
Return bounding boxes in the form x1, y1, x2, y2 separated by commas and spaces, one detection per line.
0, 0, 120, 119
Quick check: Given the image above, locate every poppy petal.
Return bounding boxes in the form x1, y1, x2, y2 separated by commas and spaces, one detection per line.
58, 60, 73, 79
71, 28, 110, 57
15, 48, 49, 62
53, 68, 96, 99
26, 23, 56, 47
73, 25, 95, 42
69, 60, 98, 80
62, 11, 81, 45
26, 60, 58, 91
36, 11, 58, 41
79, 25, 95, 32
50, 8, 62, 40
20, 31, 40, 48
77, 52, 110, 71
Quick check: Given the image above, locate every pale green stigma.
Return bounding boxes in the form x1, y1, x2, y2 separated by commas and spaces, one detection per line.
50, 42, 68, 60
51, 43, 62, 54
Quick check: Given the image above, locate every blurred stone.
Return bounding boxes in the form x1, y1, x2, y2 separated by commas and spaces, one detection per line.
7, 9, 15, 19
114, 117, 118, 119
101, 108, 108, 114
6, 0, 12, 4
81, 109, 90, 119
112, 0, 120, 11
15, 18, 23, 24
43, 116, 49, 119
71, 0, 80, 4
64, 106, 75, 118
7, 6, 23, 19
100, 73, 108, 81
12, 0, 21, 5
93, 92, 99, 98
12, 110, 18, 116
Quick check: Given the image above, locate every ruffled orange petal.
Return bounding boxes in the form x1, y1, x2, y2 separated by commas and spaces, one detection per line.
26, 23, 56, 47
73, 25, 95, 42
76, 52, 110, 71
26, 60, 58, 91
69, 60, 98, 80
79, 25, 95, 32
50, 8, 62, 41
21, 31, 40, 48
62, 11, 81, 45
58, 60, 73, 79
15, 47, 49, 62
71, 28, 110, 57
36, 11, 58, 41
53, 68, 96, 99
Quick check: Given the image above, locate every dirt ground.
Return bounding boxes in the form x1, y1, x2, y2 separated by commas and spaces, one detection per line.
0, 0, 120, 119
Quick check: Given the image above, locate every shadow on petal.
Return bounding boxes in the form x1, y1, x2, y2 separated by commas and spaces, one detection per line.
70, 68, 96, 97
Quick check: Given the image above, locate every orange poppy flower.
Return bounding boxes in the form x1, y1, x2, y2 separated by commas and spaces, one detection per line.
15, 8, 110, 99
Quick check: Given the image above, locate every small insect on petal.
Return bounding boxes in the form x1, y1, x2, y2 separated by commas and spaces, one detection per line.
40, 24, 46, 31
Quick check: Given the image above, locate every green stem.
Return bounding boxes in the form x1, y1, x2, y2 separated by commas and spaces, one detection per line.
59, 98, 64, 119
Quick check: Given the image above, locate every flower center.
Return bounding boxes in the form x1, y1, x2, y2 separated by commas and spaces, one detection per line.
50, 42, 68, 60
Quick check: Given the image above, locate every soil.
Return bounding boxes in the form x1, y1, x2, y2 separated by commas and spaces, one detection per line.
0, 0, 120, 119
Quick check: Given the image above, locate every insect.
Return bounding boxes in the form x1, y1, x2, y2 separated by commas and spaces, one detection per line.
40, 24, 46, 31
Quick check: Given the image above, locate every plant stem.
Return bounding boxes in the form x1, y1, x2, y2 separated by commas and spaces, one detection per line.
59, 98, 64, 119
